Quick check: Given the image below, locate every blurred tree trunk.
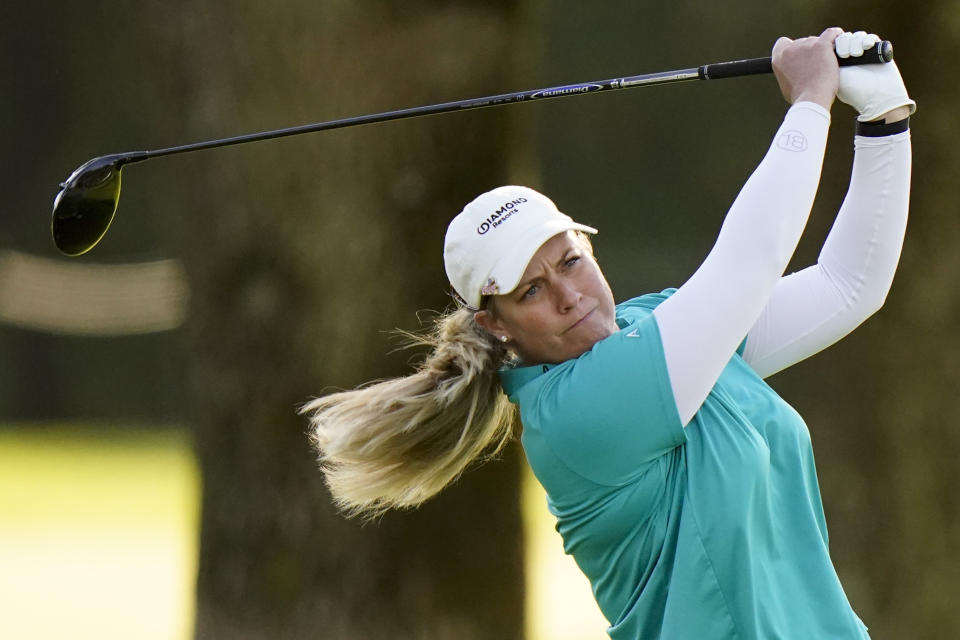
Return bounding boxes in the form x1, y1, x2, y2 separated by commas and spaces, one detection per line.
166, 3, 530, 638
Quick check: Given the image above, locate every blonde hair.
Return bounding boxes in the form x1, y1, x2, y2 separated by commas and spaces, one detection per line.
301, 305, 516, 519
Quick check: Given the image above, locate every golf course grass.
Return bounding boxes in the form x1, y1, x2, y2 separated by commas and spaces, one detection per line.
0, 424, 605, 639
0, 425, 199, 640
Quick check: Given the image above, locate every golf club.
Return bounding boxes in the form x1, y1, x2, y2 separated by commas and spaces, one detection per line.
51, 40, 893, 257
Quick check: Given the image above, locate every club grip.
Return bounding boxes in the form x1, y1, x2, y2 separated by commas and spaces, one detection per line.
838, 40, 893, 66
701, 39, 893, 80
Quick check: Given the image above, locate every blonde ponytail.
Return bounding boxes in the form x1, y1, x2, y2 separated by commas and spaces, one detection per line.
301, 306, 516, 519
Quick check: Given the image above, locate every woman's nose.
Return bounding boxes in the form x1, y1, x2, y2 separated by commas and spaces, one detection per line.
556, 281, 581, 312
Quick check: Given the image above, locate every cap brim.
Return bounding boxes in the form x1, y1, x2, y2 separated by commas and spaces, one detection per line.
487, 220, 598, 299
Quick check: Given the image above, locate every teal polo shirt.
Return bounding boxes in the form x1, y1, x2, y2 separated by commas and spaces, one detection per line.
500, 291, 869, 639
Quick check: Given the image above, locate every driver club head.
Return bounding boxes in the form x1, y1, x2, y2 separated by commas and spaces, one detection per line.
51, 154, 127, 256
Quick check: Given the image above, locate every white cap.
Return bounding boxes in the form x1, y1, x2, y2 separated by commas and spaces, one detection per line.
443, 186, 598, 308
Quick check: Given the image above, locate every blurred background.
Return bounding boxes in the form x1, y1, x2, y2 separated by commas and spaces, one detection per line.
1, 1, 957, 638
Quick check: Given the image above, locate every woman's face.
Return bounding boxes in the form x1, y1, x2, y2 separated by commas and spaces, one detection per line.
475, 231, 618, 365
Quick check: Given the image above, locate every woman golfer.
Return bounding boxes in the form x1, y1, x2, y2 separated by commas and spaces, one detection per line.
304, 28, 914, 639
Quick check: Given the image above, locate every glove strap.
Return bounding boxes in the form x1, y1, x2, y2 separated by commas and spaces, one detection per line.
856, 117, 910, 137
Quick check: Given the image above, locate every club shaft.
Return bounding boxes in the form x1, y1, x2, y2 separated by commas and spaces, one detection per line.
121, 40, 892, 166
134, 69, 703, 163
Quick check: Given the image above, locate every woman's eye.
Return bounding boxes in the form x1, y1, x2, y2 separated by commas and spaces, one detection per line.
523, 285, 539, 298
565, 256, 581, 268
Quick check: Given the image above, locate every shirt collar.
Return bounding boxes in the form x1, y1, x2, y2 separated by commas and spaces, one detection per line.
498, 361, 555, 396
499, 313, 631, 397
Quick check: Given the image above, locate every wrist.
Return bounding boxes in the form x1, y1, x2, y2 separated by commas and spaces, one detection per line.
793, 89, 835, 112
867, 105, 912, 124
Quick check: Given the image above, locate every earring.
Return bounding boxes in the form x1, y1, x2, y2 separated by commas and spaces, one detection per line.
500, 335, 509, 343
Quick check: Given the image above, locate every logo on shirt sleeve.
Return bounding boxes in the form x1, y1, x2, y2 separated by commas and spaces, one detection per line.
776, 130, 808, 152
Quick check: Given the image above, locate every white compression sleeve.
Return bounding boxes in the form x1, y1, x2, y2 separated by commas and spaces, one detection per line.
653, 102, 831, 426
741, 129, 911, 377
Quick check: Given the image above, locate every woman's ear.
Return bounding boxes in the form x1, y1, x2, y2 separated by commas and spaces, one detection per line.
474, 309, 508, 342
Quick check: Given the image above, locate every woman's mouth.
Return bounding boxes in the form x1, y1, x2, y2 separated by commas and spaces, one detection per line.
565, 308, 595, 333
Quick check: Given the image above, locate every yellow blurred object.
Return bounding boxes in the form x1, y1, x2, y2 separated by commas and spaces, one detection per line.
523, 465, 610, 640
0, 426, 200, 640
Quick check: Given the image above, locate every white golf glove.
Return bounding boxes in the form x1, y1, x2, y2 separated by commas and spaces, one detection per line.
836, 31, 916, 122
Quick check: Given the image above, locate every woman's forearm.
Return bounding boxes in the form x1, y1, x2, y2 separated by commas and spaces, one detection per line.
653, 102, 831, 425
743, 126, 911, 377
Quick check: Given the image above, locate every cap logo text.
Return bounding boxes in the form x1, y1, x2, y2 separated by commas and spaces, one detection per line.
477, 197, 527, 234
